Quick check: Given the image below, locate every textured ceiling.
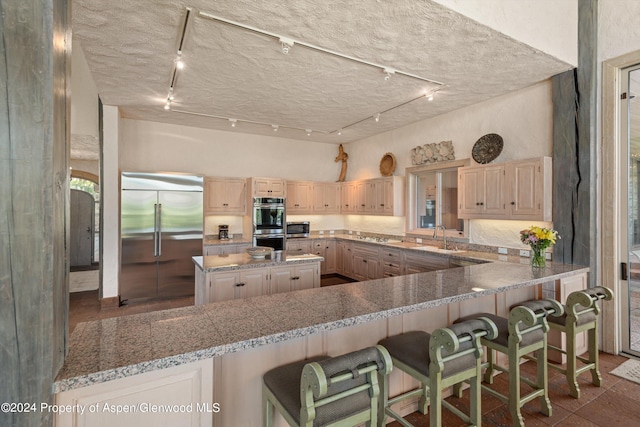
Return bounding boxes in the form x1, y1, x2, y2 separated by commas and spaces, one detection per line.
72, 0, 572, 144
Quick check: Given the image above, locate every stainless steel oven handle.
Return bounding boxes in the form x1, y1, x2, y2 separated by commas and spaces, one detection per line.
157, 204, 162, 257
153, 204, 158, 257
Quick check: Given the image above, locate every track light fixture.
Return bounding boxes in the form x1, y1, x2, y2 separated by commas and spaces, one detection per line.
306, 129, 312, 136
229, 118, 237, 127
374, 113, 380, 122
383, 68, 395, 81
164, 100, 171, 110
175, 56, 185, 69
337, 129, 343, 136
272, 125, 279, 132
279, 37, 294, 54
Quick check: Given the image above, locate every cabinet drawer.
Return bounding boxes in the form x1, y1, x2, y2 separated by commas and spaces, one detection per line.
381, 249, 402, 262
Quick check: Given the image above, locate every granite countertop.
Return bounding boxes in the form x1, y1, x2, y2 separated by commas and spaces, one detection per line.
54, 259, 588, 393
193, 252, 324, 273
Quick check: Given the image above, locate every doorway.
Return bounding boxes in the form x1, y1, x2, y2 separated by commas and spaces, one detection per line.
621, 64, 640, 357
70, 189, 95, 267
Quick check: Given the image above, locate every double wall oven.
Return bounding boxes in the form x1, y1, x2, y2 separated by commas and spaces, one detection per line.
252, 197, 286, 251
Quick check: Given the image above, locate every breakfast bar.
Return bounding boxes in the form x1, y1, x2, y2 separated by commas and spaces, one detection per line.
54, 257, 588, 426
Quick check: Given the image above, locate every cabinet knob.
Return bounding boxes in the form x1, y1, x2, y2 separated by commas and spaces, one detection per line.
511, 201, 515, 205
236, 282, 245, 287
363, 259, 368, 263
380, 204, 384, 207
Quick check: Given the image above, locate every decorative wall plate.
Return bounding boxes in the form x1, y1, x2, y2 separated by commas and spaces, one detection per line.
379, 152, 397, 176
472, 133, 503, 164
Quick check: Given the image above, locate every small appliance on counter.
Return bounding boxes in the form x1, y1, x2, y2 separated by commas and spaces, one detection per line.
286, 221, 310, 238
218, 224, 229, 240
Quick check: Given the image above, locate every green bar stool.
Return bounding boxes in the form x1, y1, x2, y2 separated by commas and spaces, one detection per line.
262, 345, 392, 427
454, 299, 564, 427
547, 286, 614, 398
377, 317, 498, 427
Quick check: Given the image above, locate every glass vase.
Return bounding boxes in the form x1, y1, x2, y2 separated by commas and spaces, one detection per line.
531, 247, 546, 268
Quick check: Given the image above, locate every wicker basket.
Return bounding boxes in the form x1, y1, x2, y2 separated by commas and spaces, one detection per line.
379, 152, 396, 177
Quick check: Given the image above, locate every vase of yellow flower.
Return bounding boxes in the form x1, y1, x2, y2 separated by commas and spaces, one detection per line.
519, 226, 559, 268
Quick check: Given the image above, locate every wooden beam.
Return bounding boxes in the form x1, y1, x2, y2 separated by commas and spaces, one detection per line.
0, 0, 70, 426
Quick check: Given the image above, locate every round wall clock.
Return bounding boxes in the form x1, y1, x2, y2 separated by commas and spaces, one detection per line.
472, 133, 503, 164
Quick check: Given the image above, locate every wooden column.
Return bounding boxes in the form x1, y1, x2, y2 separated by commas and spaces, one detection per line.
553, 0, 597, 286
0, 1, 70, 426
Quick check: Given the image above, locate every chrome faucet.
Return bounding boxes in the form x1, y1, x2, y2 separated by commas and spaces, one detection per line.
433, 225, 447, 250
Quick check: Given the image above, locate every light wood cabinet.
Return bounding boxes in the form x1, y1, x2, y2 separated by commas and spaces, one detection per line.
351, 243, 380, 281
340, 177, 403, 216
312, 238, 336, 274
250, 177, 286, 197
203, 177, 246, 215
336, 240, 352, 276
286, 181, 314, 214
458, 157, 551, 221
286, 239, 312, 254
55, 359, 214, 427
380, 248, 402, 278
210, 269, 269, 303
313, 182, 341, 213
270, 264, 320, 294
203, 243, 251, 256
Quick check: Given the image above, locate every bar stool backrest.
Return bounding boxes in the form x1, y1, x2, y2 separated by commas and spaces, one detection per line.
300, 345, 392, 425
566, 286, 614, 320
508, 299, 564, 344
429, 317, 498, 375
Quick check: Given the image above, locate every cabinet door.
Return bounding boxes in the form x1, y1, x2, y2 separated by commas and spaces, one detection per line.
354, 182, 366, 212
365, 181, 377, 212
288, 181, 313, 213
238, 269, 268, 298
295, 264, 319, 291
270, 267, 294, 294
252, 179, 272, 197
225, 179, 247, 214
268, 179, 286, 197
210, 272, 240, 303
509, 159, 541, 218
323, 240, 337, 274
341, 183, 352, 213
379, 178, 394, 215
458, 167, 483, 217
483, 165, 507, 216
204, 178, 226, 213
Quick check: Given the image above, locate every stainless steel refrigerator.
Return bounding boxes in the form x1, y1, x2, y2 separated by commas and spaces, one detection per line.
120, 172, 203, 303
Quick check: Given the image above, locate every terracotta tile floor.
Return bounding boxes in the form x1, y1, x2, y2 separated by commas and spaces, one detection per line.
69, 291, 640, 426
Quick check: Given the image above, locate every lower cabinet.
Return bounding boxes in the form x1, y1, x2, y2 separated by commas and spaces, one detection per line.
270, 264, 320, 294
210, 269, 269, 302
312, 239, 337, 275
197, 262, 321, 304
55, 359, 214, 427
336, 240, 352, 277
351, 244, 380, 281
381, 248, 402, 278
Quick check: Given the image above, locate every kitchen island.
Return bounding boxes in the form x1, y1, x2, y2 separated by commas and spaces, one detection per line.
54, 257, 588, 427
193, 252, 324, 305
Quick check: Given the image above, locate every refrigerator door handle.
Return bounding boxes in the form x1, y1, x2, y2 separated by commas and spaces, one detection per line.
153, 204, 159, 257
157, 203, 163, 257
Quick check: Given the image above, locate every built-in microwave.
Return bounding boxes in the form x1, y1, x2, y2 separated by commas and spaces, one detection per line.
286, 221, 310, 238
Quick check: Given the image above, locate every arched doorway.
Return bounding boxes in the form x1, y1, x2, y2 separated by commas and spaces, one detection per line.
69, 173, 100, 267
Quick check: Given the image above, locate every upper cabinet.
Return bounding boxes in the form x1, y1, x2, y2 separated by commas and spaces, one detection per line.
249, 177, 286, 197
313, 182, 341, 214
341, 177, 403, 216
287, 181, 314, 214
458, 157, 552, 221
204, 177, 247, 215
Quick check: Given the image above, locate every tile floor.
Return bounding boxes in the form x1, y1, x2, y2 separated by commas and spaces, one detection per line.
69, 283, 640, 426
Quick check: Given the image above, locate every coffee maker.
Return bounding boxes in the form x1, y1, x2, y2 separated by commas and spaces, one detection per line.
218, 225, 229, 240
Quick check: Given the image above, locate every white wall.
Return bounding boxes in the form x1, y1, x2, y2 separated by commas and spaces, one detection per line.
598, 1, 640, 63
119, 119, 342, 180
70, 41, 99, 138
434, 0, 578, 66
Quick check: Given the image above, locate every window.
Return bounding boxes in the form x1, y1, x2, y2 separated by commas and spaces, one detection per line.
406, 159, 469, 236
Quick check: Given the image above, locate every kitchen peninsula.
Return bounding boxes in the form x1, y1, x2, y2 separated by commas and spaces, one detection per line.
54, 250, 588, 427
